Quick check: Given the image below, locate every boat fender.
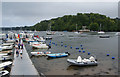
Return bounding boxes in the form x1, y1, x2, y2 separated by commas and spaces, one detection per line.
79, 50, 81, 52
65, 46, 67, 47
70, 46, 72, 49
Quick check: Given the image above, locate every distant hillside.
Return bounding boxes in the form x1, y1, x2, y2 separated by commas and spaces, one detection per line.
1, 13, 120, 32
30, 13, 119, 32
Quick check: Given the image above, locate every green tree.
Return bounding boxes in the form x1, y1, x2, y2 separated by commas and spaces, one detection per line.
89, 23, 99, 31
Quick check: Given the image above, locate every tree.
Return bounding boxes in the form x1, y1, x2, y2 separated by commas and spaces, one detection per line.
89, 23, 99, 31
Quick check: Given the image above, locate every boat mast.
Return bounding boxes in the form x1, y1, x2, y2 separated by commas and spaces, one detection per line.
100, 24, 101, 31
76, 24, 77, 31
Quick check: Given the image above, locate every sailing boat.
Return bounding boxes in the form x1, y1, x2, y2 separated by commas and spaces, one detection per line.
74, 24, 79, 34
98, 24, 105, 34
46, 23, 55, 35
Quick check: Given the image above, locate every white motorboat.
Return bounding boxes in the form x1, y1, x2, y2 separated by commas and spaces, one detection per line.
115, 32, 120, 36
5, 38, 15, 43
98, 31, 105, 34
32, 43, 49, 49
46, 31, 55, 35
1, 43, 14, 46
45, 37, 52, 40
31, 51, 51, 56
98, 24, 105, 34
99, 35, 110, 38
0, 45, 13, 51
0, 53, 8, 56
25, 38, 34, 42
67, 56, 98, 66
0, 70, 9, 76
29, 41, 39, 45
0, 61, 12, 68
34, 37, 45, 42
0, 56, 12, 61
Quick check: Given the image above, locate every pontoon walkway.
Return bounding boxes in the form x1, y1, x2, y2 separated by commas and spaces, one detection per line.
10, 44, 40, 77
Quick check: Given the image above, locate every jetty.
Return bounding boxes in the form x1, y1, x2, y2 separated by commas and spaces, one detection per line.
10, 43, 40, 77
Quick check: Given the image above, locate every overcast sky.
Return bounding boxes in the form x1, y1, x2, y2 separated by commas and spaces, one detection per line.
2, 2, 118, 27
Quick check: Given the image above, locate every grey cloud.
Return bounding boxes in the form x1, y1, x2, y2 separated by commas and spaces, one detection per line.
2, 2, 118, 27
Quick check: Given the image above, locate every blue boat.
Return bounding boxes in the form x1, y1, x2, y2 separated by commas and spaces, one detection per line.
47, 52, 70, 58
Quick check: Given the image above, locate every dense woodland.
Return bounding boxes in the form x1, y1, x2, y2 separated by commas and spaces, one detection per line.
2, 13, 120, 32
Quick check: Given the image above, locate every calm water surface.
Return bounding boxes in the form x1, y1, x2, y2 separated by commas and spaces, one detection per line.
24, 31, 118, 75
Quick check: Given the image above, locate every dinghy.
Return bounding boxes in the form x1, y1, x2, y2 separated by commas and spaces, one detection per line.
99, 35, 110, 38
1, 43, 14, 46
32, 43, 49, 49
0, 45, 13, 51
45, 37, 52, 40
0, 70, 9, 76
31, 51, 51, 56
67, 56, 98, 66
34, 37, 45, 42
0, 56, 12, 61
0, 61, 12, 68
47, 52, 70, 58
5, 38, 15, 43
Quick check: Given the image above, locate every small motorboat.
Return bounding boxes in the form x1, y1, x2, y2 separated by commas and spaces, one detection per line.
47, 52, 70, 58
25, 38, 34, 42
0, 61, 12, 68
46, 31, 55, 35
5, 38, 15, 43
34, 37, 45, 42
99, 35, 110, 38
45, 37, 52, 40
1, 43, 14, 46
0, 56, 12, 61
0, 70, 9, 76
28, 41, 39, 45
67, 56, 98, 66
32, 43, 49, 49
115, 32, 120, 36
31, 51, 51, 56
98, 31, 105, 34
0, 45, 13, 51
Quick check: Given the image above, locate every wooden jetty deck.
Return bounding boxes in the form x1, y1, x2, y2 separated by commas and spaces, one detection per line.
10, 43, 40, 77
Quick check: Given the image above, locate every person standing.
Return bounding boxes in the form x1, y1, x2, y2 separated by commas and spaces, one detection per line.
19, 49, 23, 59
21, 43, 23, 49
18, 43, 20, 49
16, 48, 19, 57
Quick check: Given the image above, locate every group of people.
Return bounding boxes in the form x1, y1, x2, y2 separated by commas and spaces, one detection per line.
15, 38, 23, 59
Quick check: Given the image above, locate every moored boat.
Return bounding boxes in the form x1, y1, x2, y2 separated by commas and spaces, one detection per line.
31, 51, 51, 56
47, 52, 70, 58
0, 70, 9, 76
0, 45, 13, 51
32, 43, 49, 49
99, 35, 110, 38
67, 56, 98, 66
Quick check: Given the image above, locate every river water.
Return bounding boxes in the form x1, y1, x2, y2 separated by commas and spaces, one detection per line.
24, 31, 118, 75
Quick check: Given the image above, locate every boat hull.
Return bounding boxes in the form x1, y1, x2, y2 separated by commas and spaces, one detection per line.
47, 53, 69, 58
67, 59, 98, 66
